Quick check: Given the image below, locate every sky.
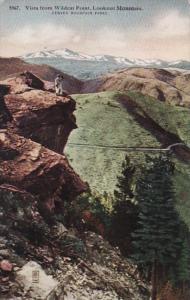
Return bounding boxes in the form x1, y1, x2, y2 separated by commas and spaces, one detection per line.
0, 0, 190, 60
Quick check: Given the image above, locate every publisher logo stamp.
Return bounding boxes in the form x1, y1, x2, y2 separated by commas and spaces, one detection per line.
32, 270, 40, 284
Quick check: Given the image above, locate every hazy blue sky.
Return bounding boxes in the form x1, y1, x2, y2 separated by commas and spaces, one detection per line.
0, 0, 189, 60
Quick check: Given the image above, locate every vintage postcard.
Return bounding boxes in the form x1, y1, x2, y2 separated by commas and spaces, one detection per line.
0, 1, 190, 299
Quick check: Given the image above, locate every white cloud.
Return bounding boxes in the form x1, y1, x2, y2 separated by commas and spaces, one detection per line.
0, 24, 79, 56
145, 10, 190, 38
80, 27, 127, 55
0, 10, 189, 60
2, 24, 76, 53
134, 10, 190, 60
85, 11, 190, 60
0, 23, 127, 57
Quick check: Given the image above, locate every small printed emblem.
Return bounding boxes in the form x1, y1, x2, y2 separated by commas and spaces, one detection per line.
32, 270, 40, 283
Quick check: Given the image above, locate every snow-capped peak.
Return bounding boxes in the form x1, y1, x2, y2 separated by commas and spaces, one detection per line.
21, 48, 106, 61
22, 49, 113, 62
20, 49, 190, 70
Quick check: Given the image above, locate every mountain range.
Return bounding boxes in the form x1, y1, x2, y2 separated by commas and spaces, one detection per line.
1, 57, 190, 229
21, 48, 190, 80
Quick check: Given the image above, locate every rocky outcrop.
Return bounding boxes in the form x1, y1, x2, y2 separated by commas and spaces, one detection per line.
1, 73, 77, 154
0, 71, 87, 212
0, 71, 89, 297
0, 130, 86, 211
82, 68, 190, 107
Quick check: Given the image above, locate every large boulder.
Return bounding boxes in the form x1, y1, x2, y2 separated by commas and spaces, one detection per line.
0, 130, 86, 210
0, 73, 77, 154
16, 261, 62, 300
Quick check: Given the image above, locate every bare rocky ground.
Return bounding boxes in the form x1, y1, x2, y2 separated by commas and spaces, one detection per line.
0, 218, 149, 300
0, 72, 149, 299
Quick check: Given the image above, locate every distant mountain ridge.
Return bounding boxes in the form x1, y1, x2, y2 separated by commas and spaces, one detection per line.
21, 49, 190, 80
82, 67, 190, 108
22, 48, 110, 61
21, 48, 189, 67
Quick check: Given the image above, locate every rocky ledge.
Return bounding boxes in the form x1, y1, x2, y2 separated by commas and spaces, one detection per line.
1, 72, 77, 154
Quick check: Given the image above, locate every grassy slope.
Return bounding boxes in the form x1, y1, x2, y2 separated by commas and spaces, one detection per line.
127, 91, 190, 145
66, 91, 160, 193
66, 91, 190, 227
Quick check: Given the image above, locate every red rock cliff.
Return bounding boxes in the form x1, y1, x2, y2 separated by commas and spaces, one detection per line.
1, 73, 77, 154
0, 130, 86, 210
0, 72, 87, 212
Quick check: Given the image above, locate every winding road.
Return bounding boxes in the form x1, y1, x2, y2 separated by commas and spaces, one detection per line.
67, 142, 187, 152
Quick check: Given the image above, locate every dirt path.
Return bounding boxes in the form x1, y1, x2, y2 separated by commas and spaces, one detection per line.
67, 142, 187, 152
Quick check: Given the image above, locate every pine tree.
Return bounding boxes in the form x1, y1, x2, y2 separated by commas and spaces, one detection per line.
114, 155, 135, 201
132, 155, 181, 300
111, 155, 138, 255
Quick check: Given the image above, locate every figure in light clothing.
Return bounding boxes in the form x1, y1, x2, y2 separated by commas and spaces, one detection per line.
55, 74, 65, 96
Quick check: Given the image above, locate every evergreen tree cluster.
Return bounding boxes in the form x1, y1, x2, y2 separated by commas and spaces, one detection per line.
132, 155, 180, 266
112, 154, 190, 300
111, 156, 138, 255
